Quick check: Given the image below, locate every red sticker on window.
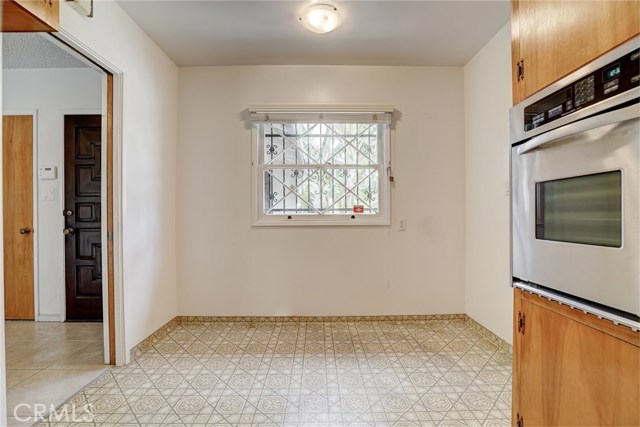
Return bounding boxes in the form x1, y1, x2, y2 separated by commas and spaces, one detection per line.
353, 205, 364, 213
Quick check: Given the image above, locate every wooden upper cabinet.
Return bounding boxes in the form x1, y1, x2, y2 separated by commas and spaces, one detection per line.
511, 0, 640, 105
2, 0, 60, 32
513, 289, 640, 426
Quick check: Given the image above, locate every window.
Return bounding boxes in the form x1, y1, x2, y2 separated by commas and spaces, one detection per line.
250, 106, 392, 225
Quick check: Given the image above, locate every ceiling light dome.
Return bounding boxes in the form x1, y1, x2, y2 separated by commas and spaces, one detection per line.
299, 4, 342, 34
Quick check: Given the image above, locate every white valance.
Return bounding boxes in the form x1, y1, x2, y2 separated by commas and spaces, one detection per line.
248, 105, 394, 124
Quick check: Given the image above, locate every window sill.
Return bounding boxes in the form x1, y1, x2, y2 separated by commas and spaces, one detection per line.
253, 216, 390, 227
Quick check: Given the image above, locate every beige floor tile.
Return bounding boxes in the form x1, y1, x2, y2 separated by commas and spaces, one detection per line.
4, 321, 66, 342
47, 340, 105, 369
4, 339, 45, 360
61, 323, 103, 341
4, 321, 103, 342
32, 317, 512, 427
7, 368, 108, 417
5, 416, 39, 427
5, 369, 40, 389
5, 321, 108, 425
6, 339, 98, 370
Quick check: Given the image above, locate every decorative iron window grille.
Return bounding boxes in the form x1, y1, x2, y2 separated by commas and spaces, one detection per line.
250, 107, 392, 226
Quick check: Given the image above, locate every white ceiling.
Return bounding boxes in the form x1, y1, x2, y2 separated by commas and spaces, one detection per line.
117, 0, 510, 67
2, 33, 89, 69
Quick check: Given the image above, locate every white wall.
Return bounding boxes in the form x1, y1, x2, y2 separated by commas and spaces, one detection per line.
463, 24, 513, 343
3, 68, 102, 321
56, 0, 179, 358
177, 66, 466, 316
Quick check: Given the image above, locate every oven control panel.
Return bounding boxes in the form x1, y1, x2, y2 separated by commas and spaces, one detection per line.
524, 48, 640, 131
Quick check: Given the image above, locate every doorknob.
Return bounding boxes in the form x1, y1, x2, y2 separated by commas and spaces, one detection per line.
19, 228, 31, 235
63, 227, 75, 236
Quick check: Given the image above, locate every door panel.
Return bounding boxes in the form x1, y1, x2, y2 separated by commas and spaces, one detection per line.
516, 0, 639, 103
64, 115, 102, 321
3, 115, 35, 320
518, 293, 640, 425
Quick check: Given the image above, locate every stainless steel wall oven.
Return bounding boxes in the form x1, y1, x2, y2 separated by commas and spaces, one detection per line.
510, 37, 640, 329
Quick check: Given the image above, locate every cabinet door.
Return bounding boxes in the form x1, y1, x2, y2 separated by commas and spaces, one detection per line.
2, 0, 59, 32
512, 0, 639, 104
514, 290, 640, 425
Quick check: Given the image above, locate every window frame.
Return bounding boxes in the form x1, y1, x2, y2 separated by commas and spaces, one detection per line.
250, 107, 392, 227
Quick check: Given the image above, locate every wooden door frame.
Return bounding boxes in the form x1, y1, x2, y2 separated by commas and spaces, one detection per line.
2, 112, 38, 320
46, 31, 126, 366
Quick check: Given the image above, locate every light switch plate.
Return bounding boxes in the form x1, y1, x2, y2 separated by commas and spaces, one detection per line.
41, 187, 56, 201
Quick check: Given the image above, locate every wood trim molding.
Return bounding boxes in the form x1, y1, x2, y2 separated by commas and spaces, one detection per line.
106, 74, 116, 365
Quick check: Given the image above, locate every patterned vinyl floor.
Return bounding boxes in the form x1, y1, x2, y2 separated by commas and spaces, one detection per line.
36, 316, 512, 427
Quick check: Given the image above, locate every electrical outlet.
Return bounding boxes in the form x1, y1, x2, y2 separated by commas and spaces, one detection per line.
399, 218, 407, 231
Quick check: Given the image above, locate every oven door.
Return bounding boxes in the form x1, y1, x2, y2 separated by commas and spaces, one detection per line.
512, 103, 640, 317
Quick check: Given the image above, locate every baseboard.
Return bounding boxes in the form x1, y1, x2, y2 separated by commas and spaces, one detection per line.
464, 314, 513, 354
36, 314, 63, 322
129, 317, 180, 362
129, 313, 512, 363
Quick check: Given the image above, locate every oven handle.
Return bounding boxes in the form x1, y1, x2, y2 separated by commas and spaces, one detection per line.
516, 103, 640, 155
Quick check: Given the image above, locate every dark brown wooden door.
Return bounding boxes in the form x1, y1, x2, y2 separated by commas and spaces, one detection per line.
3, 115, 35, 320
64, 115, 103, 321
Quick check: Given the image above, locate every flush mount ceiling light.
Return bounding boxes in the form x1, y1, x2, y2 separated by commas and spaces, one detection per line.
299, 4, 342, 34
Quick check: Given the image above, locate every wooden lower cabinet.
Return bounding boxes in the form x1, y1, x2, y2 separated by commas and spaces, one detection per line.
513, 289, 640, 426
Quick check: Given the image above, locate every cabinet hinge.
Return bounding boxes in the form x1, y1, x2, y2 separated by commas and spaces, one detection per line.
516, 412, 524, 427
107, 231, 114, 242
516, 59, 525, 82
517, 311, 525, 335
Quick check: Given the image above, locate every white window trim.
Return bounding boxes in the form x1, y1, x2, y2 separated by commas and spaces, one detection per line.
250, 105, 393, 227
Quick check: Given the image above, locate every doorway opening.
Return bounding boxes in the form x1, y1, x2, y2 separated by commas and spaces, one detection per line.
2, 32, 120, 424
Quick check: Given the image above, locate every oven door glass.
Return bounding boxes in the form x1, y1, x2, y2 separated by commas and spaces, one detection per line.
535, 171, 622, 247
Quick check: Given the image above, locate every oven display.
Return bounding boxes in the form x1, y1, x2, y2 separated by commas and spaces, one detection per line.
524, 87, 572, 130
524, 48, 640, 131
535, 171, 622, 248
604, 63, 621, 81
